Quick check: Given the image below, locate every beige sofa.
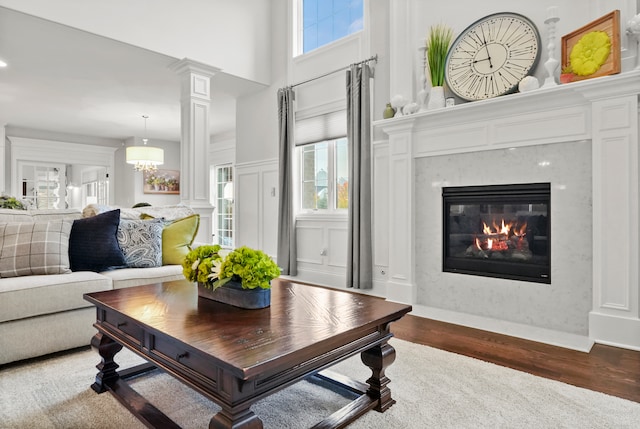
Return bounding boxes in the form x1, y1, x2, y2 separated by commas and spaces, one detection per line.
0, 206, 195, 365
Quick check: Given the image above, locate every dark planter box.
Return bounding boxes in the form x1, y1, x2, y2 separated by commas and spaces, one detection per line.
198, 281, 270, 309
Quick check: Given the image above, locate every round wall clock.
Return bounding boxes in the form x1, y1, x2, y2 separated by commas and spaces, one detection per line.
445, 12, 541, 101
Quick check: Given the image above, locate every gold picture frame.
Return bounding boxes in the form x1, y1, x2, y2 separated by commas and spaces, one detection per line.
143, 169, 180, 194
561, 10, 620, 82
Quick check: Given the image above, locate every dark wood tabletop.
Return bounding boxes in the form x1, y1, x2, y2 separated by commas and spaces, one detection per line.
84, 278, 412, 428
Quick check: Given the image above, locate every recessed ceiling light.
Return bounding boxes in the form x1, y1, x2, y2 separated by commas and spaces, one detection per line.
0, 60, 7, 68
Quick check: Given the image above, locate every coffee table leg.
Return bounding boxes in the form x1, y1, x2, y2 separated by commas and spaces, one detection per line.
209, 406, 263, 429
90, 332, 123, 393
361, 340, 397, 412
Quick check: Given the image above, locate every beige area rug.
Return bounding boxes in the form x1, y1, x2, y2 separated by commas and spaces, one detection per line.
1, 338, 639, 429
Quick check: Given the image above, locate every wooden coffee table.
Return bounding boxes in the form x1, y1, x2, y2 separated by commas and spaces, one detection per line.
84, 278, 412, 428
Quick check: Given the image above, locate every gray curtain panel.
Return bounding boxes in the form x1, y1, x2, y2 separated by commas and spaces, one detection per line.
346, 64, 372, 289
277, 87, 297, 276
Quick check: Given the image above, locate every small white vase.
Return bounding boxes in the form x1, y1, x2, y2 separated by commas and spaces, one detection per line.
427, 86, 446, 109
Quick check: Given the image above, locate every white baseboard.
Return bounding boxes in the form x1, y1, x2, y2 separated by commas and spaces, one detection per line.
408, 304, 594, 352
589, 311, 640, 352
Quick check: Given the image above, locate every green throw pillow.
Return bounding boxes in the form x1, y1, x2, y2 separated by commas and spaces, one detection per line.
162, 214, 200, 265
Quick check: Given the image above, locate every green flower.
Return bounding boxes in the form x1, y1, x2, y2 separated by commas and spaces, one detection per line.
218, 246, 281, 290
570, 31, 610, 76
182, 245, 280, 290
182, 244, 223, 284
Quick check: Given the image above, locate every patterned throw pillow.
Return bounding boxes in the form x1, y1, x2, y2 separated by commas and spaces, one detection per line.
117, 219, 164, 268
0, 220, 72, 278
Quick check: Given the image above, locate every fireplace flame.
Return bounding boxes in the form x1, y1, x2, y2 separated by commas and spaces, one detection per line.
474, 219, 527, 252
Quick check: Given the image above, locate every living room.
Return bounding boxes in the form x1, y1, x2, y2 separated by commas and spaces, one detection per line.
1, 0, 640, 426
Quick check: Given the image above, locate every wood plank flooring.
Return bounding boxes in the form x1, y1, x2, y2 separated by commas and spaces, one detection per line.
391, 315, 640, 403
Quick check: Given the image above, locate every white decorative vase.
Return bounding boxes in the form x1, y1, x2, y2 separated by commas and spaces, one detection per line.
427, 86, 445, 109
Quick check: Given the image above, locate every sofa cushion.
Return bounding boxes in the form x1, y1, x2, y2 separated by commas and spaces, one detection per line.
0, 271, 112, 323
137, 205, 196, 221
69, 209, 126, 272
100, 265, 185, 289
0, 209, 32, 223
83, 203, 195, 221
117, 218, 163, 268
29, 209, 82, 222
161, 214, 200, 265
0, 220, 72, 278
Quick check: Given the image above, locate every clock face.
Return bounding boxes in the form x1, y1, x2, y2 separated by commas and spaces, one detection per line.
445, 12, 541, 101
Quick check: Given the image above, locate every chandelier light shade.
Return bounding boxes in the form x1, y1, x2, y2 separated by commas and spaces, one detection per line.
126, 115, 164, 172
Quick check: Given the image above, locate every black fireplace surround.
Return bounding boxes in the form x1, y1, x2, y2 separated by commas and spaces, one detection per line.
442, 183, 550, 283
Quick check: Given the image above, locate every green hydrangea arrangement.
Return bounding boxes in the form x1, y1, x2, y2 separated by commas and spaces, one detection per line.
182, 245, 280, 291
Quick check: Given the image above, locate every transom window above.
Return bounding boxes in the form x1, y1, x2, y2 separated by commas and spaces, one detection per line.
296, 0, 364, 55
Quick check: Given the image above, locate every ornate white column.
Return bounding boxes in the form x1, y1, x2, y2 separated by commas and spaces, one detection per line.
589, 92, 640, 349
381, 120, 416, 304
169, 59, 220, 244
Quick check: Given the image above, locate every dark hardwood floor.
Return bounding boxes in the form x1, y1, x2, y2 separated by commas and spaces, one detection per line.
391, 314, 640, 403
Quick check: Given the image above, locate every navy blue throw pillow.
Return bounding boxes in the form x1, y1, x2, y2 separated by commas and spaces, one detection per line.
69, 209, 126, 272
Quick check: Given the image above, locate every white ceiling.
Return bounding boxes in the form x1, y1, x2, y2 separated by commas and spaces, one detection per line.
0, 7, 264, 145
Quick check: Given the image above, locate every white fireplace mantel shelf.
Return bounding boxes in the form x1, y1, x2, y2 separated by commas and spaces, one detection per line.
373, 69, 640, 352
374, 69, 640, 158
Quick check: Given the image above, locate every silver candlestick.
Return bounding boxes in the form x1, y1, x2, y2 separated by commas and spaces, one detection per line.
417, 44, 428, 111
541, 6, 560, 88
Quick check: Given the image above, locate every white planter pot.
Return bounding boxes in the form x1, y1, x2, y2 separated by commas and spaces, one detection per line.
428, 86, 446, 109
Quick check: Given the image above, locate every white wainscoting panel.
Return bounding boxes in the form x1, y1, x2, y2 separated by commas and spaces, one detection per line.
235, 159, 278, 256
236, 170, 260, 249
327, 226, 347, 268
296, 224, 324, 265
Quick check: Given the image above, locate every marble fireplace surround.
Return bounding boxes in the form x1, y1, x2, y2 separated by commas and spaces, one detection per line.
374, 70, 640, 352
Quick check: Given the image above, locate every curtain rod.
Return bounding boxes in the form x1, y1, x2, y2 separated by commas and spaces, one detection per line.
289, 54, 378, 89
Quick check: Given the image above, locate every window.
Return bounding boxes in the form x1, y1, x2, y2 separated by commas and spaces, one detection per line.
297, 0, 364, 55
299, 137, 348, 211
18, 162, 66, 209
82, 167, 109, 207
215, 165, 234, 248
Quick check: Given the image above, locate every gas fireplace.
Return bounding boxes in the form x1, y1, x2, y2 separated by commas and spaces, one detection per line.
443, 183, 550, 283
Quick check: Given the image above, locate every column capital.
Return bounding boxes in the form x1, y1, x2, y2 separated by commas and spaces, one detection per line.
169, 58, 221, 78
170, 58, 221, 102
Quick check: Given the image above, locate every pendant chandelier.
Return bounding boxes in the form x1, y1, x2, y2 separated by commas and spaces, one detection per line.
126, 115, 164, 172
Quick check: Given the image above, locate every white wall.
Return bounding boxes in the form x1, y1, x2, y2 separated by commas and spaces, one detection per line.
0, 0, 272, 84
232, 0, 290, 259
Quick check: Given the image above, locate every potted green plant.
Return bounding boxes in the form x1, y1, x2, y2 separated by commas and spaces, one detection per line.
425, 24, 454, 109
182, 244, 281, 309
0, 194, 26, 210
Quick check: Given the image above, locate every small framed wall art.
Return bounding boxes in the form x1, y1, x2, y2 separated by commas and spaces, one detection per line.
561, 10, 620, 82
143, 169, 180, 194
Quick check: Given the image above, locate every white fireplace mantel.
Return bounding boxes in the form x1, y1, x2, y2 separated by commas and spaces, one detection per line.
374, 70, 640, 351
